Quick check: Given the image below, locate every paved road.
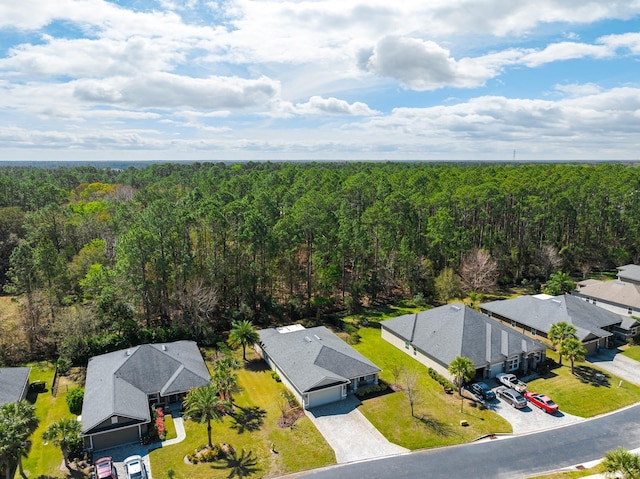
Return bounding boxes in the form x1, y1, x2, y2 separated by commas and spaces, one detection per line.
288, 403, 640, 479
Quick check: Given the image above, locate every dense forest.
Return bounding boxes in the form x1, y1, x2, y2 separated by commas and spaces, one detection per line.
1, 161, 639, 367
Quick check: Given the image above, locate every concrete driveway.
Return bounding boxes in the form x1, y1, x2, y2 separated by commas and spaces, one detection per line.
305, 395, 408, 463
488, 394, 583, 435
588, 348, 640, 386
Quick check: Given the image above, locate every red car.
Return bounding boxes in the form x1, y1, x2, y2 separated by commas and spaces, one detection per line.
94, 457, 117, 479
524, 391, 559, 414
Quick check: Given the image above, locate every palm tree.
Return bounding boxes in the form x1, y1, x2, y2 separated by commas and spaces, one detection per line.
448, 356, 476, 396
212, 366, 238, 403
602, 447, 640, 478
0, 400, 38, 479
42, 418, 81, 470
560, 337, 586, 375
183, 384, 231, 448
229, 320, 259, 361
548, 322, 577, 366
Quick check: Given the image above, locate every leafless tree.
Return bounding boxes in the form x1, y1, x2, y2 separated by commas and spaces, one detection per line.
536, 244, 562, 280
178, 278, 219, 340
403, 367, 420, 417
460, 248, 498, 293
390, 364, 403, 388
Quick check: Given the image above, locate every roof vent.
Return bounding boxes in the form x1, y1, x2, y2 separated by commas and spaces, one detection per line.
450, 304, 461, 311
551, 299, 562, 305
162, 345, 167, 351
314, 334, 321, 340
126, 349, 131, 356
304, 336, 312, 343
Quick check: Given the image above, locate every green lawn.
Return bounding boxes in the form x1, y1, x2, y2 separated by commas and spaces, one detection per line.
620, 345, 640, 362
21, 362, 81, 478
149, 349, 335, 479
353, 326, 512, 449
527, 350, 640, 417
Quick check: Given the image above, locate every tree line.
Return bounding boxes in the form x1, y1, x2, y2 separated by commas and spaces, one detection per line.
1, 161, 639, 366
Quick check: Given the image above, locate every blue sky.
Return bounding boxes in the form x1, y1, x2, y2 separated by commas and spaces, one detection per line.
1, 1, 639, 162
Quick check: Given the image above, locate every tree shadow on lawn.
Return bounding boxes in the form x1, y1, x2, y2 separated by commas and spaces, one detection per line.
211, 449, 260, 479
574, 365, 611, 387
414, 414, 457, 437
231, 405, 267, 433
244, 358, 269, 372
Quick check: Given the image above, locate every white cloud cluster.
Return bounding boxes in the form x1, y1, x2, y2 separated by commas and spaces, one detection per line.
0, 0, 639, 160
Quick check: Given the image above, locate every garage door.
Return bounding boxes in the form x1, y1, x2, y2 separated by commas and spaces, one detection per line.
91, 425, 141, 451
308, 386, 342, 408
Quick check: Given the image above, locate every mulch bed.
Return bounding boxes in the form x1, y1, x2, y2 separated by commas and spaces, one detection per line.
277, 407, 305, 428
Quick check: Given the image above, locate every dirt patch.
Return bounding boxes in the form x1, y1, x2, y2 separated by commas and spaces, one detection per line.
277, 407, 305, 428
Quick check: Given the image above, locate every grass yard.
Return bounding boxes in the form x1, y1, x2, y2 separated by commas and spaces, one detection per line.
527, 350, 640, 417
21, 361, 82, 478
620, 344, 640, 362
352, 326, 512, 449
149, 348, 335, 479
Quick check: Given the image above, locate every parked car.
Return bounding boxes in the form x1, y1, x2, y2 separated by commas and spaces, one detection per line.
524, 391, 559, 414
470, 382, 496, 401
496, 373, 527, 393
94, 457, 116, 479
124, 455, 147, 479
496, 386, 527, 409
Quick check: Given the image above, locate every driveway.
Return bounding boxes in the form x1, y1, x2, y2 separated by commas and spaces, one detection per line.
588, 348, 640, 386
305, 395, 408, 463
488, 394, 583, 435
92, 409, 187, 479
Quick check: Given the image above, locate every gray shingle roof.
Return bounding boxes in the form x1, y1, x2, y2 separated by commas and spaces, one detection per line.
618, 264, 640, 283
0, 367, 30, 406
381, 304, 546, 369
576, 279, 640, 310
480, 294, 622, 341
81, 341, 210, 434
257, 326, 381, 394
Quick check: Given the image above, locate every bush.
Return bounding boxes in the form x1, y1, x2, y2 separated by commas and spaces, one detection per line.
66, 387, 84, 415
271, 370, 281, 382
427, 368, 456, 391
355, 384, 387, 398
56, 358, 72, 376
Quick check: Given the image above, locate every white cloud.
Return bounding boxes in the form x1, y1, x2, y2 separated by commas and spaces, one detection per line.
73, 73, 279, 109
554, 83, 602, 97
521, 42, 612, 67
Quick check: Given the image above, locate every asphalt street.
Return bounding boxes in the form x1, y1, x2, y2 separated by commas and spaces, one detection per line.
288, 403, 640, 479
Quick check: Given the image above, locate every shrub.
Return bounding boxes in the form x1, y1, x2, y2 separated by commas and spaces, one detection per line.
355, 384, 387, 398
66, 387, 84, 415
56, 357, 72, 376
271, 370, 281, 382
427, 368, 456, 391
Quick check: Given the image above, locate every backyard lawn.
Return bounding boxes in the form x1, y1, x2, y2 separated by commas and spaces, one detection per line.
527, 350, 640, 417
352, 325, 512, 449
21, 362, 82, 478
149, 348, 335, 479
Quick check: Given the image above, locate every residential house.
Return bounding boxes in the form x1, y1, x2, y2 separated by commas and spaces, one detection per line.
381, 303, 547, 380
572, 264, 640, 340
0, 367, 31, 406
255, 325, 381, 409
81, 341, 210, 451
480, 294, 624, 354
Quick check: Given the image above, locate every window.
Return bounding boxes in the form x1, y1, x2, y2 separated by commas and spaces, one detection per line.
507, 356, 520, 371
511, 320, 516, 327
413, 346, 417, 356
628, 308, 633, 315
531, 328, 537, 336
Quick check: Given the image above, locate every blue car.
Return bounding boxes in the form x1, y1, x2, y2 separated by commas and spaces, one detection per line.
470, 382, 496, 401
